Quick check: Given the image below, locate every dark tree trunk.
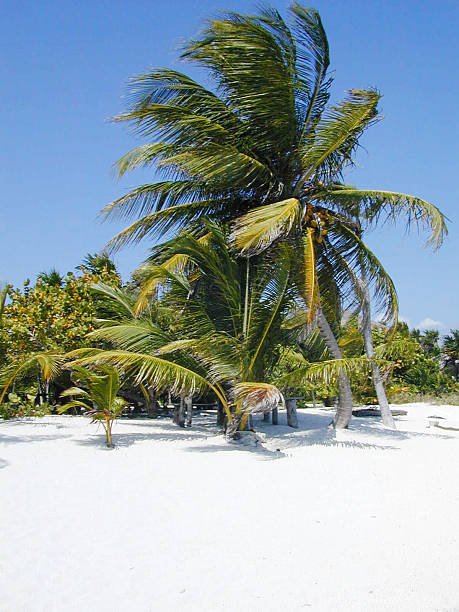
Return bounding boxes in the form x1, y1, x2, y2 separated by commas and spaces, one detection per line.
316, 308, 353, 429
263, 412, 270, 422
146, 387, 157, 418
272, 406, 278, 425
177, 395, 186, 428
216, 402, 225, 427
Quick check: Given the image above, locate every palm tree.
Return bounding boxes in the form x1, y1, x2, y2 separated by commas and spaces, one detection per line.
72, 224, 295, 435
59, 365, 127, 447
37, 269, 64, 288
103, 4, 446, 427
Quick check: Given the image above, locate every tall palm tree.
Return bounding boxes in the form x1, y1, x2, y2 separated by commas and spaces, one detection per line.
103, 4, 446, 426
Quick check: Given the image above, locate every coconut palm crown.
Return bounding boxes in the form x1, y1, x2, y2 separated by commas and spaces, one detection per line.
104, 3, 445, 264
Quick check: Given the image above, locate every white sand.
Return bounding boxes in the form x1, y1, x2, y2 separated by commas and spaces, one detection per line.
1, 403, 458, 612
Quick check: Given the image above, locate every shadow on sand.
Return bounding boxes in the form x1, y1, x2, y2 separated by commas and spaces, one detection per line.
1, 411, 454, 456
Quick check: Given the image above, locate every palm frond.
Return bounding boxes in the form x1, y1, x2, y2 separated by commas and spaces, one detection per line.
0, 352, 64, 404
68, 349, 229, 412
324, 186, 448, 248
182, 11, 298, 154
230, 198, 301, 254
233, 382, 283, 414
91, 282, 136, 319
297, 89, 380, 186
88, 321, 170, 353
101, 180, 211, 222
290, 4, 331, 142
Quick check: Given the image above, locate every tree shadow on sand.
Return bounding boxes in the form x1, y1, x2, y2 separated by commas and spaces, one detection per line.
73, 420, 215, 449
0, 433, 73, 445
250, 411, 455, 454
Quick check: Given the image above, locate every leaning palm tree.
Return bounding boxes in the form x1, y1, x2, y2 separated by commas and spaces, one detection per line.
103, 4, 446, 426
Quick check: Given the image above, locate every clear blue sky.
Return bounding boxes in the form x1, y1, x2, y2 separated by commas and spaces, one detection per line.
1, 0, 458, 332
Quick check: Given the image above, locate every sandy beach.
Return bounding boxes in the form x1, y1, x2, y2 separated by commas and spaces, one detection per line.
1, 404, 458, 612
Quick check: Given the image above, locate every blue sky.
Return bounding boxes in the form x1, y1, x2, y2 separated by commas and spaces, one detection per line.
1, 0, 458, 332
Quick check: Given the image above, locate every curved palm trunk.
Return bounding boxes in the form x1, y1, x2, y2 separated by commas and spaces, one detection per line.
360, 272, 396, 429
316, 309, 353, 428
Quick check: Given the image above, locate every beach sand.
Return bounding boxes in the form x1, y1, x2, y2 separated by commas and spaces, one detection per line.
1, 404, 458, 611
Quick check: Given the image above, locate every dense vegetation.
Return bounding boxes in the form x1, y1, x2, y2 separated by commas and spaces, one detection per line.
1, 4, 457, 440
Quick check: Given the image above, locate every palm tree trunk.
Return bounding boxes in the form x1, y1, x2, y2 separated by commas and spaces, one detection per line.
177, 395, 186, 427
185, 395, 193, 427
360, 270, 396, 429
316, 308, 353, 428
105, 418, 113, 447
216, 400, 225, 427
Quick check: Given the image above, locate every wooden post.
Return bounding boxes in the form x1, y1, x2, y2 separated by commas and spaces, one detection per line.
263, 412, 270, 422
286, 397, 298, 428
311, 390, 316, 409
185, 395, 193, 428
246, 414, 253, 430
272, 405, 278, 425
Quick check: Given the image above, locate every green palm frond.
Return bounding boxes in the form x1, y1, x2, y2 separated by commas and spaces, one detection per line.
114, 105, 231, 151
0, 352, 64, 404
247, 253, 291, 375
158, 144, 272, 186
60, 386, 89, 398
104, 200, 227, 253
68, 349, 229, 413
324, 186, 448, 248
297, 89, 380, 187
91, 282, 136, 319
101, 180, 212, 222
291, 4, 331, 142
374, 338, 419, 361
89, 320, 170, 353
182, 11, 297, 153
324, 221, 399, 328
279, 355, 372, 388
114, 69, 247, 141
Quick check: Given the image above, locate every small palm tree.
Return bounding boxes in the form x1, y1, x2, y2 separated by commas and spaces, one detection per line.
37, 269, 64, 288
59, 365, 127, 447
73, 225, 294, 436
